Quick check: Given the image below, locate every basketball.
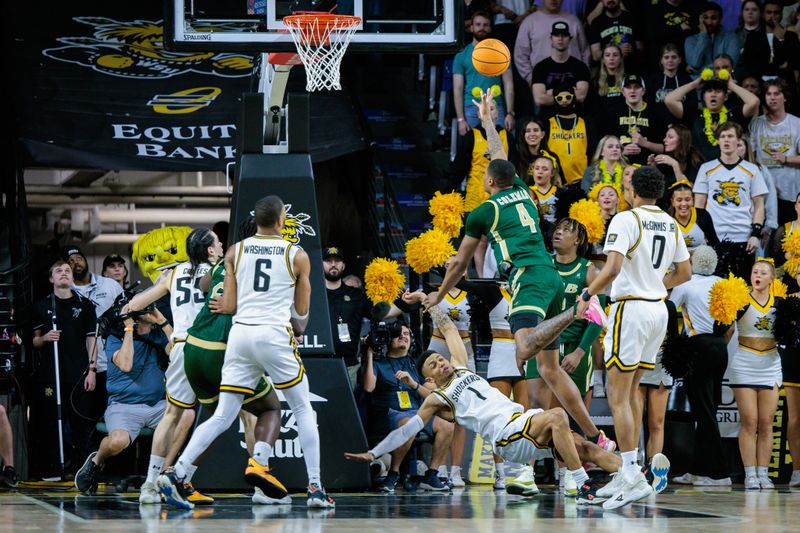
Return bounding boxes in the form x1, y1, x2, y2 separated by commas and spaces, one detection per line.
472, 38, 510, 77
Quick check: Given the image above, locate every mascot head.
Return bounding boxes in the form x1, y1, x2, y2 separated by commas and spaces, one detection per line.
132, 226, 192, 282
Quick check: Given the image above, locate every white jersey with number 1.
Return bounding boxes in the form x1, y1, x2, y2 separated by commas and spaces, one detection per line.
169, 261, 211, 342
603, 206, 690, 300
233, 234, 298, 327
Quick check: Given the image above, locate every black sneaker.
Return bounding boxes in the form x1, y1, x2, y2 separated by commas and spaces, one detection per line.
378, 471, 399, 493
576, 478, 606, 505
0, 466, 18, 488
74, 452, 101, 494
419, 469, 450, 491
307, 482, 335, 508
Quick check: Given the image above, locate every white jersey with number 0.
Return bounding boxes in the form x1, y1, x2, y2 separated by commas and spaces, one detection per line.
169, 261, 211, 342
603, 206, 690, 300
432, 368, 524, 444
233, 234, 298, 327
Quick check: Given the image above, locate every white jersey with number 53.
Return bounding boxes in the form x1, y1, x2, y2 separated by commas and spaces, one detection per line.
603, 206, 690, 301
233, 235, 298, 327
169, 261, 211, 342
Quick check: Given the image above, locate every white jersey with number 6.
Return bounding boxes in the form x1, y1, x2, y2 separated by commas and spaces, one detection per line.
169, 261, 211, 342
233, 234, 298, 327
603, 206, 690, 301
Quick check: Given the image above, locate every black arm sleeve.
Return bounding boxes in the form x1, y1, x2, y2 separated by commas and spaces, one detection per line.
768, 224, 787, 267
696, 208, 720, 247
451, 129, 475, 188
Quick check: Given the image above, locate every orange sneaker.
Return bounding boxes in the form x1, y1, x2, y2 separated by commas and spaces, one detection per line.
244, 458, 288, 500
183, 482, 214, 506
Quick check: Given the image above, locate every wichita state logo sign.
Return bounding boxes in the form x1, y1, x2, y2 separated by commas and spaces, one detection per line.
282, 204, 317, 244
42, 17, 253, 79
148, 87, 222, 115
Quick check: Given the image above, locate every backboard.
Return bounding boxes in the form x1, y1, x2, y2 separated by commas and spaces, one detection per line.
166, 0, 461, 53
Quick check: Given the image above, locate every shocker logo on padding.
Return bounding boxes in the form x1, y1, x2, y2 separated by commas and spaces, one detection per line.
713, 180, 743, 206
281, 205, 316, 244
42, 17, 253, 79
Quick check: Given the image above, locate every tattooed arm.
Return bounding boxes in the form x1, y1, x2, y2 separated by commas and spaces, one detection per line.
474, 88, 508, 161
427, 304, 468, 369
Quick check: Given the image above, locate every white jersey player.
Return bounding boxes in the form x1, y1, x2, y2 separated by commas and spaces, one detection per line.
344, 303, 657, 507
577, 165, 689, 510
163, 195, 335, 510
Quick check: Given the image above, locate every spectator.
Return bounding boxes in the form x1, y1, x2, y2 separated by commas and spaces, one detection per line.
361, 323, 454, 492
735, 0, 763, 50
740, 2, 800, 89
685, 2, 740, 75
748, 78, 800, 226
490, 0, 533, 51
533, 0, 590, 19
601, 74, 666, 166
646, 0, 700, 68
580, 134, 629, 193
587, 0, 644, 67
65, 246, 124, 421
515, 0, 590, 88
453, 95, 516, 213
766, 192, 800, 293
102, 254, 128, 289
531, 21, 591, 118
738, 133, 780, 249
30, 261, 97, 476
740, 75, 762, 100
454, 11, 515, 134
0, 404, 17, 488
516, 117, 565, 185
646, 44, 697, 127
668, 246, 731, 486
693, 122, 768, 279
74, 303, 170, 494
784, 1, 800, 29
322, 247, 372, 391
666, 181, 719, 253
590, 43, 626, 113
780, 268, 800, 488
527, 155, 564, 224
547, 84, 596, 199
664, 71, 760, 162
649, 124, 704, 188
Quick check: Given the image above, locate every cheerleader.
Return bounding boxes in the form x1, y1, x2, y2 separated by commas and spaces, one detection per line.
776, 269, 800, 487
724, 259, 783, 490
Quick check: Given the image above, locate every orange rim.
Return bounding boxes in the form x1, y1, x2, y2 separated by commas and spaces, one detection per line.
283, 12, 361, 46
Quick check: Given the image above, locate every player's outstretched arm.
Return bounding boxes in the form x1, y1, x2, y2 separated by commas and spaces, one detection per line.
474, 88, 508, 161
344, 396, 442, 462
290, 248, 312, 334
427, 304, 468, 369
210, 244, 238, 315
124, 269, 172, 312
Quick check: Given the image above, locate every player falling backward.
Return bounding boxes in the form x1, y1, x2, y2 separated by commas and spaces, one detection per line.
345, 303, 670, 504
575, 165, 690, 509
158, 195, 335, 509
424, 88, 614, 452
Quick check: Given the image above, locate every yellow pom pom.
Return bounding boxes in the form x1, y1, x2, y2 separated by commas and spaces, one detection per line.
717, 68, 730, 81
471, 86, 482, 98
782, 230, 800, 257
405, 229, 457, 274
569, 198, 606, 244
588, 182, 629, 212
429, 191, 465, 239
364, 258, 406, 305
771, 278, 789, 299
490, 84, 502, 97
701, 68, 714, 81
709, 273, 751, 325
784, 257, 800, 278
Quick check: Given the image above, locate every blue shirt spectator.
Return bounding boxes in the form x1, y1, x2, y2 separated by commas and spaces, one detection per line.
106, 329, 167, 406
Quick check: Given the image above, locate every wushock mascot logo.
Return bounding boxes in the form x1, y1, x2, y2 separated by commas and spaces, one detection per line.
281, 205, 317, 244
42, 17, 253, 79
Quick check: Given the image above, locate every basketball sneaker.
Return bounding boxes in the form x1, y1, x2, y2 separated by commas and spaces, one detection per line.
693, 476, 731, 486
582, 295, 607, 328
253, 486, 292, 505
671, 473, 698, 484
758, 475, 775, 490
790, 470, 800, 487
0, 466, 18, 489
649, 453, 671, 494
744, 476, 760, 490
138, 481, 161, 504
306, 482, 335, 508
563, 469, 578, 497
595, 430, 616, 452
450, 466, 466, 488
157, 468, 194, 510
74, 452, 101, 494
420, 469, 449, 491
184, 482, 214, 505
378, 471, 399, 493
576, 479, 606, 505
596, 472, 623, 498
244, 458, 288, 500
602, 471, 653, 510
493, 468, 506, 490
506, 465, 539, 496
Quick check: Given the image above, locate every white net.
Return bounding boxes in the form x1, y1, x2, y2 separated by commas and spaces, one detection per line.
283, 14, 361, 92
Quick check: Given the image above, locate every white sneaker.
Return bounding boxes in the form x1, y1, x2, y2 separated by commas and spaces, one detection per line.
139, 481, 161, 504
649, 453, 670, 494
602, 471, 653, 510
758, 476, 775, 490
693, 477, 731, 486
450, 466, 466, 488
493, 467, 506, 490
790, 470, 800, 487
253, 486, 292, 505
506, 465, 539, 496
593, 383, 606, 398
671, 473, 698, 484
563, 470, 577, 497
744, 475, 760, 490
596, 472, 624, 498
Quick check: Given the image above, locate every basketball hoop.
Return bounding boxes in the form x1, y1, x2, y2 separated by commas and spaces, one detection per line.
283, 12, 361, 92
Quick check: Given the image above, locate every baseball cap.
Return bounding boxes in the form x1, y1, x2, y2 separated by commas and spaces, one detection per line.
63, 246, 86, 261
622, 74, 645, 89
102, 254, 126, 271
551, 21, 571, 36
322, 246, 344, 260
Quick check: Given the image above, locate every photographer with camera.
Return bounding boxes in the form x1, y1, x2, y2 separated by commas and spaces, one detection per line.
74, 296, 171, 494
361, 319, 454, 492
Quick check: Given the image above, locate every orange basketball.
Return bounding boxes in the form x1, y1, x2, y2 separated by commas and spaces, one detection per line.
472, 38, 510, 77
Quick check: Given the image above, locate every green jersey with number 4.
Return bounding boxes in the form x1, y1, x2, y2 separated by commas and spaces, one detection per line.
187, 259, 232, 343
465, 176, 554, 269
